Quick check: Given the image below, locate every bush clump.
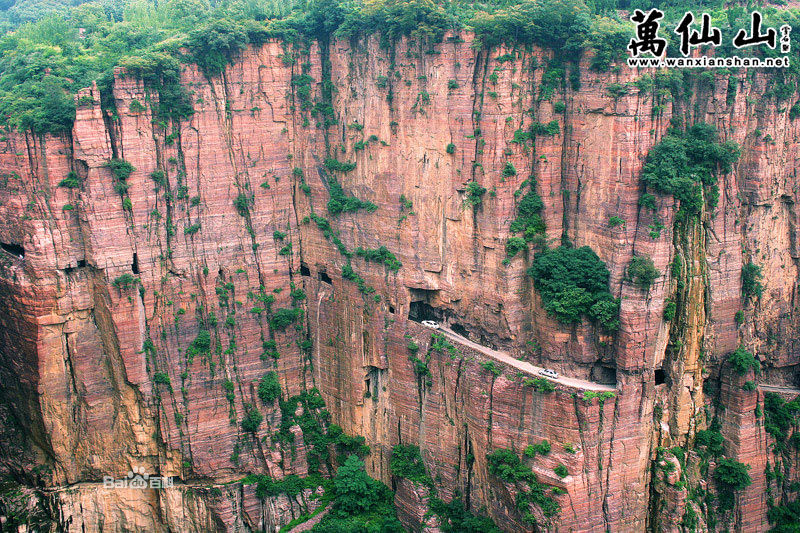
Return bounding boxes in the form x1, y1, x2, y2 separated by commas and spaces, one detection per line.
430, 494, 501, 533
390, 444, 431, 485
763, 392, 800, 443
258, 371, 281, 404
528, 246, 619, 331
486, 448, 560, 519
714, 458, 751, 510
627, 255, 660, 290
327, 178, 377, 215
269, 308, 303, 330
318, 454, 402, 531
112, 273, 139, 289
186, 329, 211, 362
324, 158, 357, 173
727, 346, 760, 376
355, 245, 401, 272
59, 171, 80, 188
641, 123, 739, 216
241, 403, 263, 433
507, 180, 546, 257
741, 262, 764, 298
464, 181, 487, 208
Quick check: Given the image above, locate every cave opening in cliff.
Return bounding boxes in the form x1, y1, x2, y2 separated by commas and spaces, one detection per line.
654, 368, 665, 385
131, 253, 139, 274
408, 288, 442, 322
300, 263, 311, 277
0, 242, 23, 258
388, 304, 395, 314
318, 270, 332, 284
78, 259, 87, 268
409, 300, 441, 322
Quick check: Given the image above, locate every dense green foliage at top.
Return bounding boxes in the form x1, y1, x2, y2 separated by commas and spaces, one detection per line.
6, 0, 795, 136
528, 245, 619, 331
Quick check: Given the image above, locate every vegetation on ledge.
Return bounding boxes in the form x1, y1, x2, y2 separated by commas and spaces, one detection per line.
640, 123, 739, 217
528, 245, 619, 331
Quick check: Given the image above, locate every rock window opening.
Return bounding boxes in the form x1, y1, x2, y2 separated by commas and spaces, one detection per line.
655, 368, 666, 385
132, 253, 140, 274
0, 242, 24, 259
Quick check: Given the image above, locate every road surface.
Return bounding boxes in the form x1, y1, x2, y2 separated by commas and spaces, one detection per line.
758, 384, 800, 395
435, 326, 616, 392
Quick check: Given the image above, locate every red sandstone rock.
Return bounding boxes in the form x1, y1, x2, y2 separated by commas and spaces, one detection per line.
0, 32, 797, 532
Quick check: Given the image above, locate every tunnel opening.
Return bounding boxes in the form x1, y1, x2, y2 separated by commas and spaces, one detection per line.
0, 242, 24, 258
388, 304, 395, 314
409, 301, 441, 322
318, 270, 332, 284
78, 259, 87, 268
408, 288, 441, 322
131, 253, 140, 274
654, 368, 666, 385
300, 263, 311, 277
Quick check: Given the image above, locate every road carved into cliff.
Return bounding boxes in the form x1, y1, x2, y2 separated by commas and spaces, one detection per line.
758, 384, 800, 395
436, 326, 616, 392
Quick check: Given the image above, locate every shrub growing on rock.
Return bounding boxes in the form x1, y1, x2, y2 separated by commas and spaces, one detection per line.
641, 123, 739, 216
741, 262, 763, 298
728, 346, 760, 376
241, 404, 263, 433
258, 372, 281, 404
390, 444, 430, 485
528, 246, 619, 331
627, 255, 659, 290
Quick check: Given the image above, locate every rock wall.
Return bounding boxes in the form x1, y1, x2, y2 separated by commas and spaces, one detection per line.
0, 32, 798, 531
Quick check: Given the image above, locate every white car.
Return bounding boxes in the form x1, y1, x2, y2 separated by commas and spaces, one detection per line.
539, 368, 559, 379
421, 320, 440, 330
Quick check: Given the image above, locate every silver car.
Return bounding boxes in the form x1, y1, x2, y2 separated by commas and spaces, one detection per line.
539, 368, 558, 379
421, 320, 440, 330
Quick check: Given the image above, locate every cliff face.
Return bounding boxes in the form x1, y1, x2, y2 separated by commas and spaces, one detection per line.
0, 33, 798, 531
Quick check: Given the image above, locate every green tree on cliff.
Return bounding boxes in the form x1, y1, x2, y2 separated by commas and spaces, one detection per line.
528, 245, 619, 331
